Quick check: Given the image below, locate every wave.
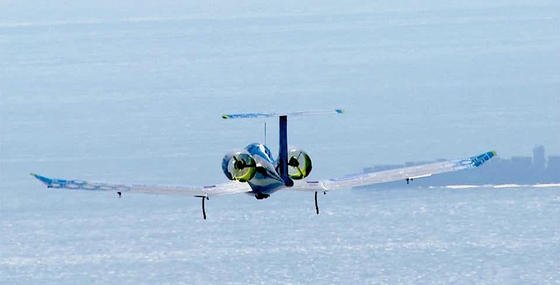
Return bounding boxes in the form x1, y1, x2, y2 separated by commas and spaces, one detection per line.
443, 185, 481, 189
533, 183, 560, 188
493, 184, 523, 188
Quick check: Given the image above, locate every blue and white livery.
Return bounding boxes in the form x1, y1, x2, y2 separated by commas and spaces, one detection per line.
31, 109, 496, 219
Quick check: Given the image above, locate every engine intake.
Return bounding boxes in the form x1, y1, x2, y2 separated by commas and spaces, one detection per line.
287, 149, 312, 180
222, 152, 257, 182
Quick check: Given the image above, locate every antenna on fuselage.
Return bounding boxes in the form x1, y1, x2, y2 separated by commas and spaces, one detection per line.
264, 122, 267, 146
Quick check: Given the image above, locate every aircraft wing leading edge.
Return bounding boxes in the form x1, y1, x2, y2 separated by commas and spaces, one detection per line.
291, 151, 497, 191
30, 173, 252, 197
31, 151, 495, 196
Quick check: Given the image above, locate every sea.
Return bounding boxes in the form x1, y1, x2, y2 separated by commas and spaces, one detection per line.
1, 1, 559, 284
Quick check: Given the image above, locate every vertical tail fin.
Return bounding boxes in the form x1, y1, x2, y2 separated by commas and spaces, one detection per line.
278, 115, 293, 187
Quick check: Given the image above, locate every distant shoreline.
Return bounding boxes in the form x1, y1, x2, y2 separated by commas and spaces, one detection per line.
364, 146, 560, 188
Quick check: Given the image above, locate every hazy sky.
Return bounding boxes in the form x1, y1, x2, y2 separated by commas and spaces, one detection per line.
1, 1, 559, 183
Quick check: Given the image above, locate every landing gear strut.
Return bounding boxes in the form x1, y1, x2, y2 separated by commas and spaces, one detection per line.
195, 195, 209, 220
314, 191, 326, 215
314, 191, 319, 214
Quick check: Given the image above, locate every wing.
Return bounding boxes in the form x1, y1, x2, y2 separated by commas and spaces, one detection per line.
30, 173, 252, 197
291, 151, 497, 192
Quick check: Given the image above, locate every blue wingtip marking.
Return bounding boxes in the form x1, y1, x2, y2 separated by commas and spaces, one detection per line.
30, 173, 53, 185
470, 150, 497, 167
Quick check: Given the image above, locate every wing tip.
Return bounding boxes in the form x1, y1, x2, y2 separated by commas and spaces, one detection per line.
470, 150, 497, 167
30, 173, 53, 185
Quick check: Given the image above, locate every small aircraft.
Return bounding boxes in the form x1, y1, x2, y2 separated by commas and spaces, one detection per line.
31, 109, 496, 219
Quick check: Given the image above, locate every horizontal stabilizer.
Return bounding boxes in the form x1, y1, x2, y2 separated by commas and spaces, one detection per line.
222, 109, 343, 120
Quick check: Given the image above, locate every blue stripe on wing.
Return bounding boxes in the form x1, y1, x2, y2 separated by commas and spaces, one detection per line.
30, 173, 65, 187
469, 151, 497, 167
30, 173, 130, 191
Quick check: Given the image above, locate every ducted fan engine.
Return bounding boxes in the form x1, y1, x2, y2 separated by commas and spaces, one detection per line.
287, 149, 312, 180
222, 152, 257, 182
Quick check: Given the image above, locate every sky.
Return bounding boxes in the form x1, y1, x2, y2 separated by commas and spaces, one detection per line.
1, 1, 559, 184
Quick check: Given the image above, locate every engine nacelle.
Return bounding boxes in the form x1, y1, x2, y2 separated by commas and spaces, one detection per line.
222, 151, 257, 182
287, 149, 312, 180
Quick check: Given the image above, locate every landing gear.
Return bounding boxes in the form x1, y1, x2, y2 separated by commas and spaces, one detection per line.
254, 193, 270, 200
406, 178, 414, 184
314, 191, 319, 215
195, 195, 209, 220
117, 191, 122, 198
314, 191, 327, 215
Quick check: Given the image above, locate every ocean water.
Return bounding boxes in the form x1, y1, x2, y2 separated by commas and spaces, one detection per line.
1, 1, 560, 284
2, 187, 560, 284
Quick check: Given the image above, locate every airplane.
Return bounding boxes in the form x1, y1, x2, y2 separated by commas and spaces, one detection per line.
31, 109, 496, 219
